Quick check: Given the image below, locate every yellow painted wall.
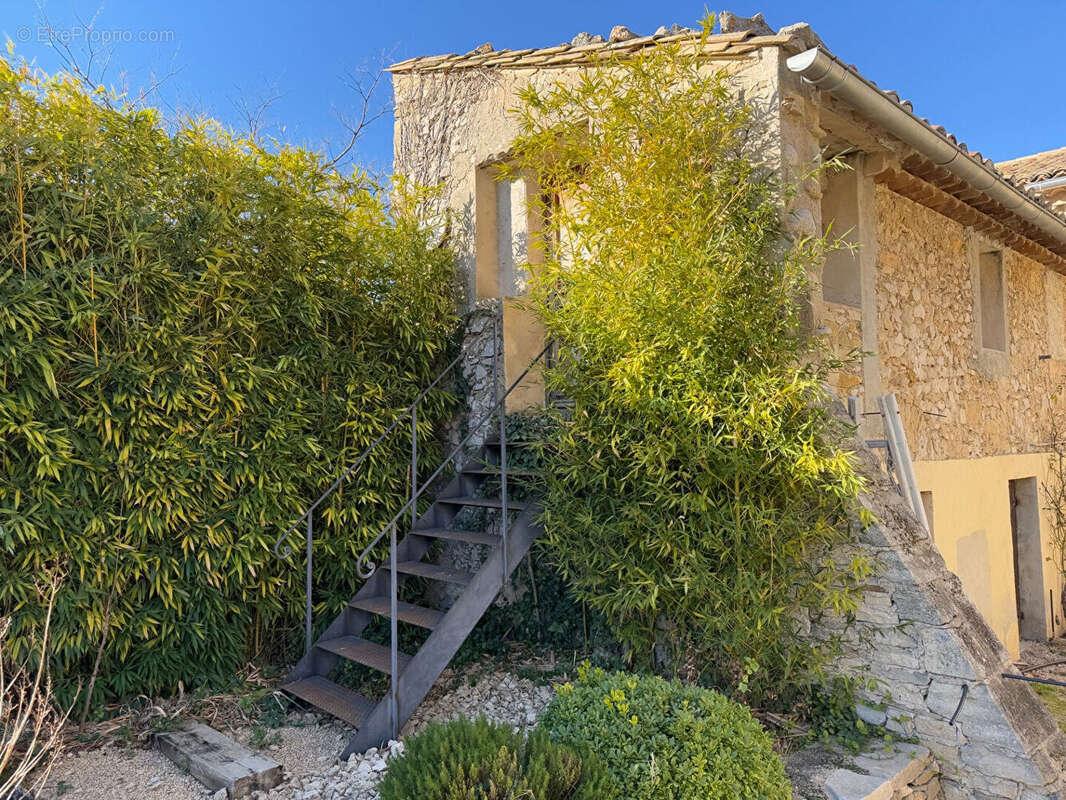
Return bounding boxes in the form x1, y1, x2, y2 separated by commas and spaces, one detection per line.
915, 453, 1062, 659
502, 299, 545, 412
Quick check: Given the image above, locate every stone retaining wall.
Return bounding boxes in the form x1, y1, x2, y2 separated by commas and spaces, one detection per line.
825, 742, 940, 800
812, 431, 1066, 798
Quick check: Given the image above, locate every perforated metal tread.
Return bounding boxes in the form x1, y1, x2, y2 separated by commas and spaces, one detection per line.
350, 596, 444, 629
281, 676, 374, 727
316, 635, 412, 675
396, 561, 474, 584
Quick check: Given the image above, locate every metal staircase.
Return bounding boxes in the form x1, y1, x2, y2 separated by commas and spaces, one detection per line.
272, 315, 548, 758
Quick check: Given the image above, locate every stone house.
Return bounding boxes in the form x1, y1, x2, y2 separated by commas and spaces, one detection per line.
388, 14, 1066, 798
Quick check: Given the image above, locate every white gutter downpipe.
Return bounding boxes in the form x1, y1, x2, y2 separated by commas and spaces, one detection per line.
786, 47, 1066, 250
1027, 175, 1066, 193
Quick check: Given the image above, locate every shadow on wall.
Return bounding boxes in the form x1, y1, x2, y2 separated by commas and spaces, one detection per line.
954, 528, 1020, 650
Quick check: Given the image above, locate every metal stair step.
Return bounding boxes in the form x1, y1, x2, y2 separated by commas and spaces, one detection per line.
281, 676, 374, 728
316, 635, 412, 675
350, 596, 444, 629
437, 496, 528, 510
411, 527, 500, 546
460, 467, 539, 477
396, 560, 474, 584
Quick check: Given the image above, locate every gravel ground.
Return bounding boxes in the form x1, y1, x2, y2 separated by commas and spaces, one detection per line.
37, 745, 208, 799
37, 667, 558, 800
1018, 637, 1066, 734
1019, 637, 1066, 680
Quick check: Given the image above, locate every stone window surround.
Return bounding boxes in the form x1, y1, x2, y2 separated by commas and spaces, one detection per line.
1045, 269, 1066, 361
473, 159, 543, 302
967, 231, 1011, 378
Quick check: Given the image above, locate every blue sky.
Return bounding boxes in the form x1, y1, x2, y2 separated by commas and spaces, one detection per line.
3, 0, 1064, 174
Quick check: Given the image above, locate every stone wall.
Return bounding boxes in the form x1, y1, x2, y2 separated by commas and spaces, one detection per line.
824, 742, 941, 800
873, 187, 1066, 463
813, 433, 1066, 799
825, 183, 1066, 649
457, 301, 502, 448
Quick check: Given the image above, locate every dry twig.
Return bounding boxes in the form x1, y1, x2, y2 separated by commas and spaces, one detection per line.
0, 579, 71, 798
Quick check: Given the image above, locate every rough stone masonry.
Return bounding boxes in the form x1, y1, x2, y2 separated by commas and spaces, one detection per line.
811, 429, 1066, 799
824, 741, 941, 800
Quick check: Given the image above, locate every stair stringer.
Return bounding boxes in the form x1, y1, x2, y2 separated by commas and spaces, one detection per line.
341, 503, 543, 758
283, 467, 469, 684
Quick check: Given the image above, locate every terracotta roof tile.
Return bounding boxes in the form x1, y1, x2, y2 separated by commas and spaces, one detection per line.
387, 29, 792, 74
996, 148, 1066, 184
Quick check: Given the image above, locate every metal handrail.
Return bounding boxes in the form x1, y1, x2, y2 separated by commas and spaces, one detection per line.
272, 351, 463, 559
360, 320, 550, 738
275, 301, 549, 742
354, 337, 550, 579
272, 350, 463, 652
358, 331, 550, 739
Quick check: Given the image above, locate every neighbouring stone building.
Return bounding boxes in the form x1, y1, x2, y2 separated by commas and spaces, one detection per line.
388, 13, 1066, 798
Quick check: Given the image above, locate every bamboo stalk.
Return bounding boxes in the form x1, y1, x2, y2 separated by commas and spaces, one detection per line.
15, 123, 28, 279
81, 586, 116, 724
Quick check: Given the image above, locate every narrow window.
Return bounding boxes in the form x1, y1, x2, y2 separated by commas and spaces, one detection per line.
475, 163, 535, 300
978, 250, 1007, 352
495, 177, 529, 296
1046, 270, 1066, 359
820, 166, 861, 307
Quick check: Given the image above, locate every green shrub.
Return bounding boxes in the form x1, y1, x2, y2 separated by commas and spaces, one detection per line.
377, 716, 617, 800
0, 60, 457, 702
540, 665, 790, 800
505, 16, 869, 700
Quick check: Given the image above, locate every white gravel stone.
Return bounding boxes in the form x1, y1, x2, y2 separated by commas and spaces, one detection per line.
41, 668, 558, 800
37, 745, 207, 800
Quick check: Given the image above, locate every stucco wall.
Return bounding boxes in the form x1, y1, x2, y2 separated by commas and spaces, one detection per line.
824, 301, 863, 397
393, 47, 785, 415
393, 49, 783, 308
916, 453, 1062, 658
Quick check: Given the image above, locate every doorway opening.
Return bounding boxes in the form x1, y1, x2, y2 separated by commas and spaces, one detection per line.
1010, 477, 1047, 641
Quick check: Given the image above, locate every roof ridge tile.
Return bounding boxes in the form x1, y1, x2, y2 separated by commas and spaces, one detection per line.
387, 27, 787, 73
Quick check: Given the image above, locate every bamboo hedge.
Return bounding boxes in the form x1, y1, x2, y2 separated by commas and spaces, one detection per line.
0, 60, 458, 705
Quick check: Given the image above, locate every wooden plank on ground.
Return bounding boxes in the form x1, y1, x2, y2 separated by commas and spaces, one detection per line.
155, 721, 283, 798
